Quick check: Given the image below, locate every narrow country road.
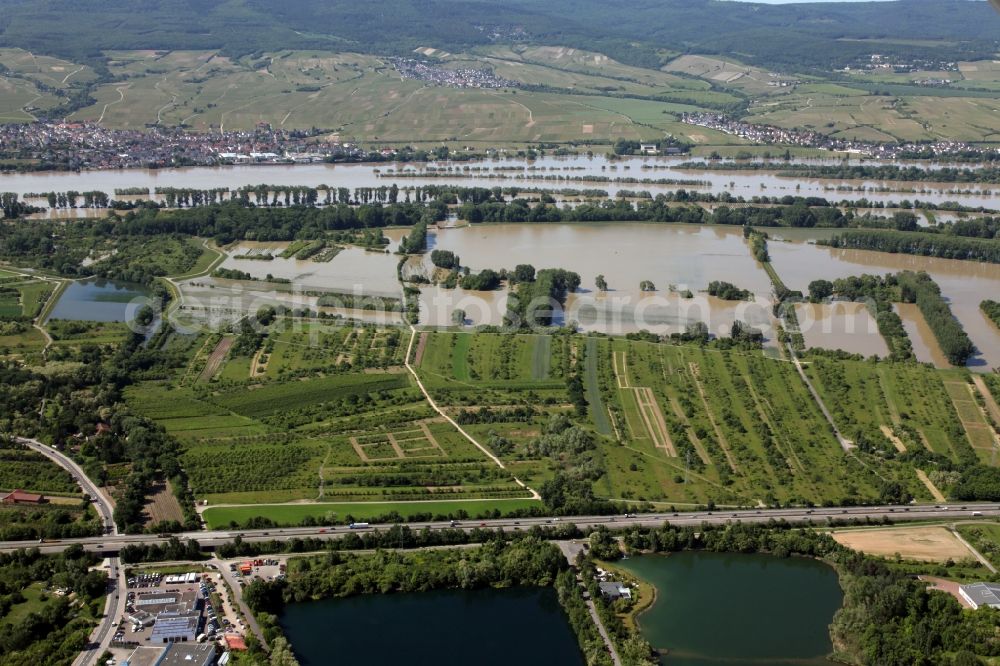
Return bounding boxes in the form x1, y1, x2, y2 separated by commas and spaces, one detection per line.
785, 343, 853, 452
214, 558, 269, 648
950, 525, 998, 574
16, 437, 116, 534
585, 598, 623, 666
13, 437, 124, 666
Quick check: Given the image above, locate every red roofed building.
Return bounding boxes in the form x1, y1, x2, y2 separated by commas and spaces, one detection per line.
224, 634, 247, 651
1, 489, 45, 505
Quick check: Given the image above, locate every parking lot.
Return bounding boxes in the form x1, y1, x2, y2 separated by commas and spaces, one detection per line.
109, 567, 243, 651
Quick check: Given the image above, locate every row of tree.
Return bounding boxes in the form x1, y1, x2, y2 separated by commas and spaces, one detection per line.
822, 230, 1000, 264
981, 300, 1000, 330
896, 271, 976, 365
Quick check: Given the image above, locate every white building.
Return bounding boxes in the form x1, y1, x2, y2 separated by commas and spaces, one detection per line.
959, 582, 1000, 610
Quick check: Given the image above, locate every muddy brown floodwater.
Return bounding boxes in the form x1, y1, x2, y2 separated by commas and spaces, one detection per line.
769, 240, 1000, 369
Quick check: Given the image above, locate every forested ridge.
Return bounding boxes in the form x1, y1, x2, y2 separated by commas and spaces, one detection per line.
0, 0, 994, 71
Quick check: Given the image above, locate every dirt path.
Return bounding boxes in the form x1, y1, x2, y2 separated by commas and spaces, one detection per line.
880, 425, 907, 453
404, 325, 540, 500
917, 430, 935, 453
199, 337, 233, 382
412, 331, 428, 366
614, 351, 676, 455
877, 369, 901, 426
635, 387, 676, 456
950, 526, 998, 574
786, 342, 853, 452
97, 85, 128, 124
972, 375, 1000, 425
916, 470, 946, 502
250, 347, 266, 377
316, 445, 331, 500
688, 363, 739, 473
612, 351, 629, 388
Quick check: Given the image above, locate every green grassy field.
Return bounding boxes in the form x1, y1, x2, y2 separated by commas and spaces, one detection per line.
805, 360, 976, 464
126, 326, 532, 509
0, 444, 80, 495
260, 324, 406, 378
201, 497, 542, 528
415, 331, 979, 508
5, 40, 1000, 143
122, 317, 1000, 516
585, 337, 613, 436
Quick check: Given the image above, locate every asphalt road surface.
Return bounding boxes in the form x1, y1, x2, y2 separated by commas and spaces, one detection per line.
14, 437, 122, 666
6, 504, 1000, 555
16, 437, 117, 536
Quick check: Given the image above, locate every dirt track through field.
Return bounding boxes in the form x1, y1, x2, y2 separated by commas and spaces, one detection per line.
613, 351, 676, 455
946, 380, 1000, 458
412, 332, 428, 366
915, 470, 946, 502
880, 425, 907, 453
972, 375, 1000, 424
199, 337, 233, 382
689, 362, 739, 473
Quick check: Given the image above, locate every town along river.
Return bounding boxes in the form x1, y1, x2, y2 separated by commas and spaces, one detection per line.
618, 551, 843, 665
278, 587, 586, 666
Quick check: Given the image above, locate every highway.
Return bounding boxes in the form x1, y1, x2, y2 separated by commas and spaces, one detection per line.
5, 443, 999, 666
5, 503, 1000, 555
14, 437, 124, 666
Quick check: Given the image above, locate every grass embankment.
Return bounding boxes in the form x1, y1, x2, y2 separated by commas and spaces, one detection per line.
202, 498, 542, 529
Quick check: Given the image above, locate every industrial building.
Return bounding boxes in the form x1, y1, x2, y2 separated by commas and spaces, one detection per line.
121, 646, 164, 666
135, 590, 201, 615
157, 643, 217, 666
124, 609, 155, 627
150, 612, 201, 644
959, 582, 1000, 610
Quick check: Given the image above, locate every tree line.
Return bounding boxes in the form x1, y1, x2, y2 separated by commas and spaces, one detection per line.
896, 271, 975, 365
981, 300, 1000, 330
821, 230, 1000, 264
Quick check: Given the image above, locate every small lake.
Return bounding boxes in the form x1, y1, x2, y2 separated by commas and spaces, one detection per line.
619, 551, 843, 666
278, 587, 585, 666
47, 278, 152, 322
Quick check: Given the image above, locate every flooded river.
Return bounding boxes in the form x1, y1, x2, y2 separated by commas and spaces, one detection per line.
425, 223, 776, 336
168, 222, 1000, 369
5, 155, 1000, 210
